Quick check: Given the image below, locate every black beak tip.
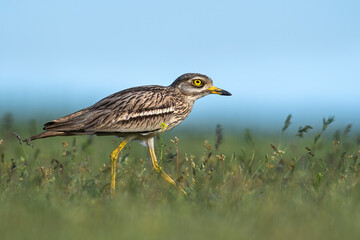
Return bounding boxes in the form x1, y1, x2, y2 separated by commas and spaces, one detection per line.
221, 90, 232, 96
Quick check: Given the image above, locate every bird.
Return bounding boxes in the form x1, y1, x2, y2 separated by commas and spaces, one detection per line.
27, 73, 231, 195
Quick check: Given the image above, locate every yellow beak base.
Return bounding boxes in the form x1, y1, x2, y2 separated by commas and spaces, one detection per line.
207, 86, 232, 96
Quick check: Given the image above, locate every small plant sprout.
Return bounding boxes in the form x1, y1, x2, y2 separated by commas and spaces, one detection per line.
270, 144, 285, 157
215, 124, 223, 151
159, 122, 168, 164
245, 129, 254, 147
333, 140, 340, 152
343, 124, 352, 137
305, 147, 315, 157
170, 136, 180, 177
62, 141, 68, 157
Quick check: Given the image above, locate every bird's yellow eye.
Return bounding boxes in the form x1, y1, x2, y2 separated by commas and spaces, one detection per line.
192, 79, 204, 87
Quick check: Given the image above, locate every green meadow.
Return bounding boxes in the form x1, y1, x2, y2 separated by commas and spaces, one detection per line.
1, 113, 360, 240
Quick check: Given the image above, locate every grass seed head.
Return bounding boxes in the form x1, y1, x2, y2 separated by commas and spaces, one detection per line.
216, 154, 226, 162
296, 125, 313, 138
322, 116, 335, 131
282, 114, 292, 132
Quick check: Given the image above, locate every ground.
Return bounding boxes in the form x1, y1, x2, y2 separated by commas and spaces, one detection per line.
0, 115, 360, 240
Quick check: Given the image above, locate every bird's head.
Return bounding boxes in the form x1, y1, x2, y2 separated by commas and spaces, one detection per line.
170, 73, 231, 100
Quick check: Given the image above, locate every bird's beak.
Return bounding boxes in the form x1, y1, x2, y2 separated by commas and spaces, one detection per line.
207, 86, 232, 96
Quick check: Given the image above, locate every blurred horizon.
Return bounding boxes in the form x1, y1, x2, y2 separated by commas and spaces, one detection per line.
1, 0, 359, 131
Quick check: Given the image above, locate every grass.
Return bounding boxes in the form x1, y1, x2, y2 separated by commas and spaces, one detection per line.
1, 113, 360, 240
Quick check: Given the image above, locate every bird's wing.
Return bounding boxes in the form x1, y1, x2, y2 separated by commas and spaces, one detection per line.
44, 86, 176, 134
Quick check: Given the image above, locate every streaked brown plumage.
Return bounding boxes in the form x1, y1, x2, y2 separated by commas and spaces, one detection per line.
28, 73, 231, 195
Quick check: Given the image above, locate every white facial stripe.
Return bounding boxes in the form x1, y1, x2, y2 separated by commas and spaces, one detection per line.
116, 106, 175, 121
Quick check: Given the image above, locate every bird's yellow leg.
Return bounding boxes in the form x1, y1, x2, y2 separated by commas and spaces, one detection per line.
110, 138, 129, 196
147, 138, 187, 195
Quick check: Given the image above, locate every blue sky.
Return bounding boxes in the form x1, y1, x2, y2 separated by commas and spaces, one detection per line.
1, 0, 359, 130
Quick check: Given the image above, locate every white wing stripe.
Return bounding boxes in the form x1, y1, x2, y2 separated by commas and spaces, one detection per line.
116, 106, 175, 121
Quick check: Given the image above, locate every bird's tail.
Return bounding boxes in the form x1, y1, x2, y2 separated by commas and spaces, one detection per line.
28, 131, 67, 141
14, 131, 66, 146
